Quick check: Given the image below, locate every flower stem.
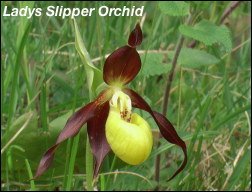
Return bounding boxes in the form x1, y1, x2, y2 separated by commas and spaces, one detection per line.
155, 14, 192, 188
86, 93, 94, 191
86, 137, 94, 191
66, 133, 80, 191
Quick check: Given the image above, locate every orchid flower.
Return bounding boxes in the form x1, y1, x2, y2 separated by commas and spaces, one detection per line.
33, 23, 187, 181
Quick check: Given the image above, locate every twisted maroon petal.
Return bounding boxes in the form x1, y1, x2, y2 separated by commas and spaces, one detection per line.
87, 101, 111, 177
32, 90, 111, 180
123, 88, 187, 181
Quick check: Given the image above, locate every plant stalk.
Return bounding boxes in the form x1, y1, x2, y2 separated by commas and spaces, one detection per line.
219, 1, 242, 25
86, 137, 94, 191
155, 14, 192, 188
86, 91, 94, 191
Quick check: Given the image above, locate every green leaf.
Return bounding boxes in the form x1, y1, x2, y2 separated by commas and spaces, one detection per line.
159, 1, 189, 16
25, 159, 36, 191
140, 53, 171, 77
73, 19, 103, 97
2, 112, 38, 144
179, 20, 232, 52
191, 1, 212, 10
226, 147, 251, 190
17, 1, 35, 48
212, 104, 251, 130
177, 48, 220, 68
1, 111, 87, 180
7, 22, 32, 129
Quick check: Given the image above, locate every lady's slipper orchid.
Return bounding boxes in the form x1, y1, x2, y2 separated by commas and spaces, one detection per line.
33, 23, 187, 181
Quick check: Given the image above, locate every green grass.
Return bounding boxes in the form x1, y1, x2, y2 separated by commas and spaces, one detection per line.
1, 1, 251, 191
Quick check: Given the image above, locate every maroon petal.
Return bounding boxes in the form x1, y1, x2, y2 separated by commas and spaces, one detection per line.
152, 111, 187, 181
128, 23, 142, 48
123, 88, 187, 181
32, 90, 111, 180
103, 45, 141, 85
87, 101, 111, 177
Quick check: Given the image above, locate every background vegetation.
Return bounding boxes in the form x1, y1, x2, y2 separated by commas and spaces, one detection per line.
1, 1, 251, 191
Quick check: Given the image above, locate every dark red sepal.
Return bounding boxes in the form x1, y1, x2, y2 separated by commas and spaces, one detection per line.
87, 101, 111, 177
103, 46, 141, 85
128, 23, 142, 48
